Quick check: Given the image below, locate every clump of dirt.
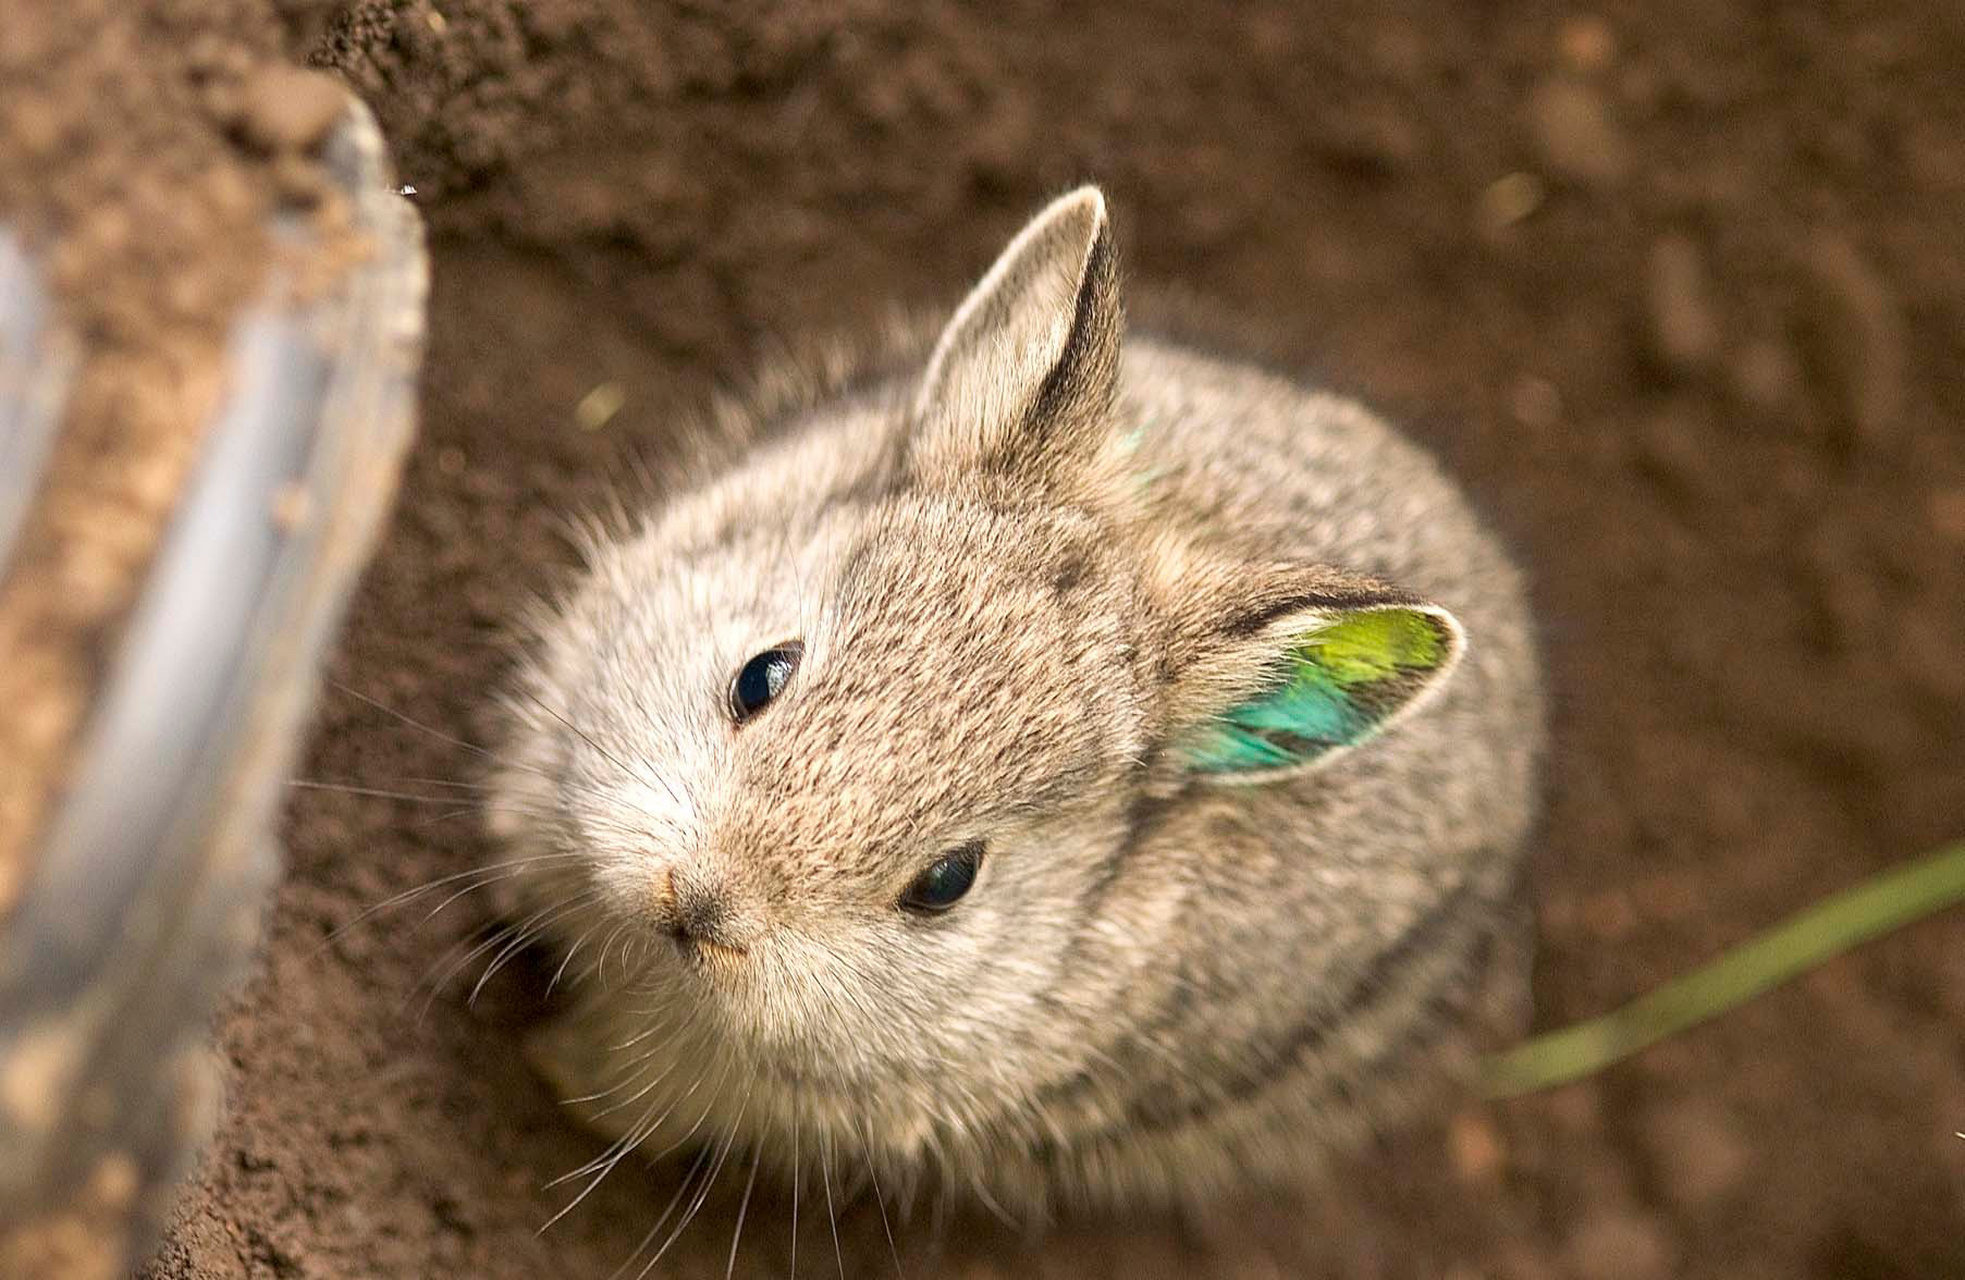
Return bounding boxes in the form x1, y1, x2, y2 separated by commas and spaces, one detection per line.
0, 0, 348, 903
118, 1, 1965, 1278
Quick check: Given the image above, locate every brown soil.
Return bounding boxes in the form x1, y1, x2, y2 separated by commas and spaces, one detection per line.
0, 0, 345, 907
139, 1, 1965, 1277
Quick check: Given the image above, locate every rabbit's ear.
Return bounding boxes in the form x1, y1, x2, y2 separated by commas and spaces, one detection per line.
1158, 563, 1465, 784
908, 186, 1121, 491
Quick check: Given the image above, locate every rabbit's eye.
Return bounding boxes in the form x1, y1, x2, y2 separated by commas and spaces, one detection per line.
728, 642, 803, 723
900, 841, 984, 914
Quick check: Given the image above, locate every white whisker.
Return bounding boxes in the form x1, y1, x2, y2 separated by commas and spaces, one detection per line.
726, 1148, 761, 1279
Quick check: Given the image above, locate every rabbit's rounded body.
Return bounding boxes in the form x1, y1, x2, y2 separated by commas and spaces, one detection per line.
490, 191, 1544, 1221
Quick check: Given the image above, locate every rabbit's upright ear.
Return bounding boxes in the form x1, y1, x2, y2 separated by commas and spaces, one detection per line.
1155, 559, 1466, 785
908, 186, 1121, 493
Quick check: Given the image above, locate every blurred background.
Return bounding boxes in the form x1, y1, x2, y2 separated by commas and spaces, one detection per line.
5, 1, 1963, 1277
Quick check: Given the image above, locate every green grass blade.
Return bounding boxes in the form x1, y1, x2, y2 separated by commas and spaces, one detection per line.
1482, 839, 1965, 1098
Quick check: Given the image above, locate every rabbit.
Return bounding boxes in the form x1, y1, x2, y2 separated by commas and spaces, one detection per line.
484, 186, 1545, 1222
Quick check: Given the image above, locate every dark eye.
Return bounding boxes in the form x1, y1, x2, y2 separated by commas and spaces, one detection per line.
900, 840, 985, 915
728, 641, 803, 723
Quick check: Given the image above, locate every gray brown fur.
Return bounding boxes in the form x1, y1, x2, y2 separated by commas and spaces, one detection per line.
486, 188, 1545, 1219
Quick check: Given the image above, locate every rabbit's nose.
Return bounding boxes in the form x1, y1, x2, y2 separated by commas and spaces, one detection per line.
662, 864, 753, 956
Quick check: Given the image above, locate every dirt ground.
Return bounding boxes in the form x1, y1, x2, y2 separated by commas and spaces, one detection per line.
137, 1, 1965, 1276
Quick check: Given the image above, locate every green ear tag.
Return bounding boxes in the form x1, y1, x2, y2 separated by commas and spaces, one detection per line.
1184, 607, 1456, 779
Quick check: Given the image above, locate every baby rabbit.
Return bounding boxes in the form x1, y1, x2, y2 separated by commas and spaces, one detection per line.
487, 187, 1545, 1220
